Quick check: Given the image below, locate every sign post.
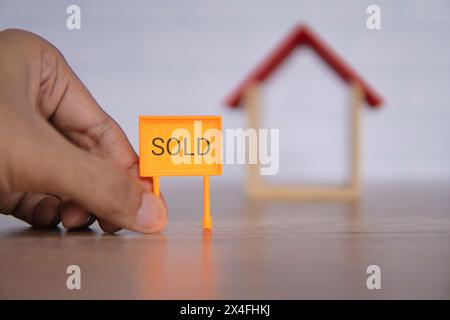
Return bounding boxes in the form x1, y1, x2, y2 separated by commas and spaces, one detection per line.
203, 175, 211, 229
139, 116, 222, 230
152, 176, 160, 197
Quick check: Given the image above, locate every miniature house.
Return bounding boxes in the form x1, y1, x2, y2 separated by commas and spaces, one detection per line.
225, 24, 383, 201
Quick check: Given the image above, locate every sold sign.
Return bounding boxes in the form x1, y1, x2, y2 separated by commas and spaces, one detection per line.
139, 116, 222, 229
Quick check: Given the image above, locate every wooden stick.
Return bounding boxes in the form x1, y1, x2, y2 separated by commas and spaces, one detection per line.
203, 175, 212, 229
249, 185, 359, 202
243, 83, 261, 197
350, 83, 363, 195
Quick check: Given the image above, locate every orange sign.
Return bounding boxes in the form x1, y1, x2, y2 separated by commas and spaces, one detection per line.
139, 116, 222, 177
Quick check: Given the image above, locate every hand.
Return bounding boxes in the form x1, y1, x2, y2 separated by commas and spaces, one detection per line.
0, 29, 168, 233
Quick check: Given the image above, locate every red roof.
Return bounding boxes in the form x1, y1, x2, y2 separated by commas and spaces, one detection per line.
225, 24, 383, 108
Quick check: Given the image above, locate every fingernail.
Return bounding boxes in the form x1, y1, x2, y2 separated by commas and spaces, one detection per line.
135, 194, 164, 232
82, 215, 96, 227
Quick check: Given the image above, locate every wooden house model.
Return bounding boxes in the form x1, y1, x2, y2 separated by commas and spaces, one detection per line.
224, 24, 383, 201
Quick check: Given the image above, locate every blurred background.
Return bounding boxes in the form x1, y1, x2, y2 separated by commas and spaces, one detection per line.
1, 0, 449, 186
2, 1, 450, 300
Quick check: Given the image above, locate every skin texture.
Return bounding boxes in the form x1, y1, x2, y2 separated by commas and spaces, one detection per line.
0, 29, 168, 233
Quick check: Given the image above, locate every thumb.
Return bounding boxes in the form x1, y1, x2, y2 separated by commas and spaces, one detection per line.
8, 110, 167, 234
56, 149, 168, 234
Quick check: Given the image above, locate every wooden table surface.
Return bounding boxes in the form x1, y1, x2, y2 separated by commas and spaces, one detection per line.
1, 180, 450, 299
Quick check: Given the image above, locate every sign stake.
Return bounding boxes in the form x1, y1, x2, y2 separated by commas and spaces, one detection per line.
203, 175, 212, 230
153, 176, 160, 197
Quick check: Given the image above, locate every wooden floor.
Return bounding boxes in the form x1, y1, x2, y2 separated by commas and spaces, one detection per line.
1, 180, 450, 299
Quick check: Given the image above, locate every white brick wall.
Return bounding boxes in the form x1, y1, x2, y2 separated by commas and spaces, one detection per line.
1, 0, 449, 183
